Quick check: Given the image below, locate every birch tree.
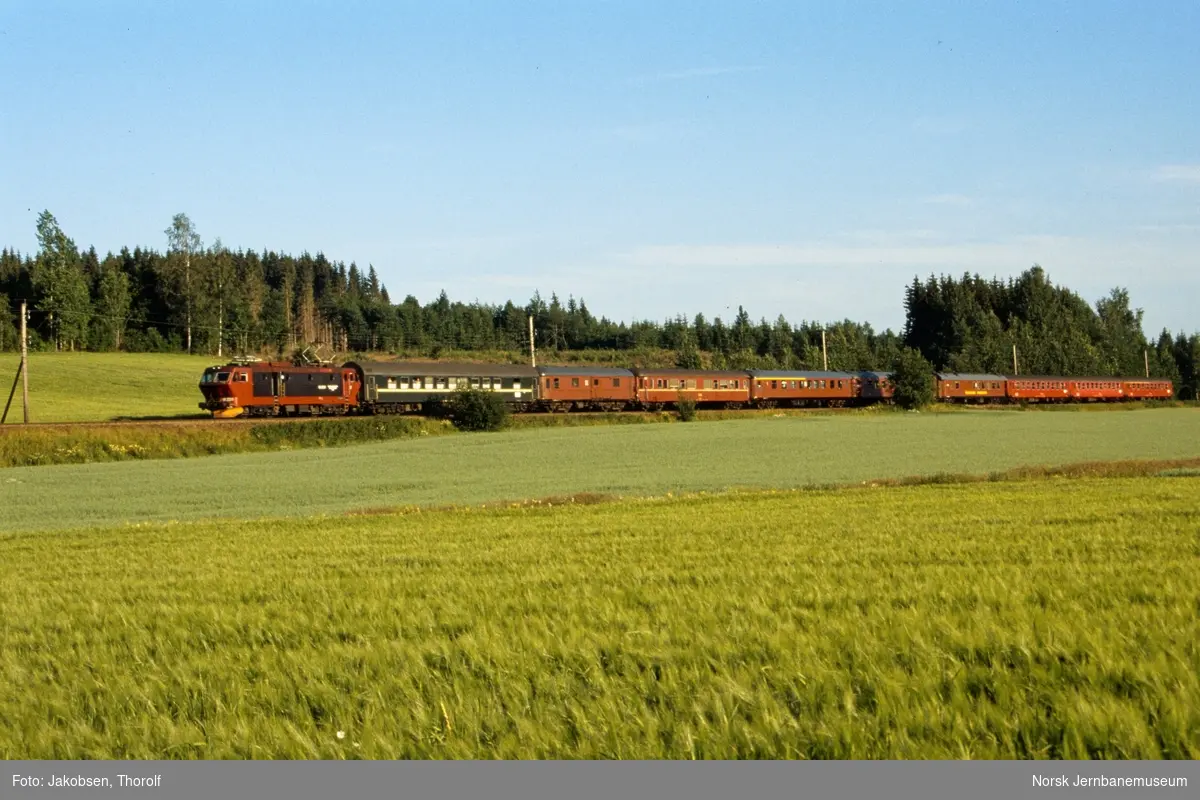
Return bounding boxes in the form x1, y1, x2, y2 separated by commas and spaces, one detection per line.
165, 213, 202, 353
208, 238, 236, 357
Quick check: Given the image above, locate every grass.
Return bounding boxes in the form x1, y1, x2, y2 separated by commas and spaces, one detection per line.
0, 352, 216, 423
1, 476, 1196, 759
0, 417, 454, 468
2, 409, 1198, 533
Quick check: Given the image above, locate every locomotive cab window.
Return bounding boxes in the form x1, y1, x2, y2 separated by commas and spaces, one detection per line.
217, 372, 230, 382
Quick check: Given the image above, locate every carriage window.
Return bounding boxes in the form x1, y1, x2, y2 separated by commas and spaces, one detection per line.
553, 378, 560, 389
513, 380, 521, 390
472, 377, 481, 389
387, 378, 397, 389
612, 378, 620, 387
584, 379, 590, 386
545, 378, 551, 388
572, 378, 580, 387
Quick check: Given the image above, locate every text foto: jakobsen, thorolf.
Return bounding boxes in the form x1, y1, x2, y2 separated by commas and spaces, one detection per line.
13, 773, 162, 788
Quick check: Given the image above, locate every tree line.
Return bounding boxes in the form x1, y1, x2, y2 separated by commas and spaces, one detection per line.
1, 210, 1197, 399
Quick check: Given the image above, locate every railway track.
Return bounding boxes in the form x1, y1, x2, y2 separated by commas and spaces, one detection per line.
0, 415, 340, 432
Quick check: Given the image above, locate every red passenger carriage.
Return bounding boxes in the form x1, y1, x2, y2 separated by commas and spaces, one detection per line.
632, 369, 750, 409
936, 373, 1007, 403
748, 370, 857, 407
1005, 376, 1071, 402
536, 366, 635, 411
1067, 378, 1124, 401
857, 371, 895, 402
1120, 378, 1174, 399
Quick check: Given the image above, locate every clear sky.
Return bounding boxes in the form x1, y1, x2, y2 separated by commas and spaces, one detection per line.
2, 1, 1197, 335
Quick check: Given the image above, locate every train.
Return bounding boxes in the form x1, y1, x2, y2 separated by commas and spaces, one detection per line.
197, 358, 1175, 418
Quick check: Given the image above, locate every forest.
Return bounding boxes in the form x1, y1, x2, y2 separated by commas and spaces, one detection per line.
2, 210, 1198, 398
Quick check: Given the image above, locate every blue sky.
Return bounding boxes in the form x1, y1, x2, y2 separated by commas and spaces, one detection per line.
2, 1, 1197, 335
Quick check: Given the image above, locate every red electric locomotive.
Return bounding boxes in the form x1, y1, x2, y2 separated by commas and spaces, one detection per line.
199, 358, 361, 417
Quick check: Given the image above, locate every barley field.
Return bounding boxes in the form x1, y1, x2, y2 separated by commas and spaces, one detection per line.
3, 409, 1199, 532
1, 476, 1197, 759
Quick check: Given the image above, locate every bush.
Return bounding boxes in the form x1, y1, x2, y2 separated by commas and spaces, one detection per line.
445, 387, 511, 431
676, 390, 698, 422
891, 347, 936, 409
422, 395, 451, 419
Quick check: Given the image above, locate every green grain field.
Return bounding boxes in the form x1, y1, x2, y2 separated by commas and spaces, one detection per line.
1, 477, 1197, 759
0, 352, 215, 423
3, 409, 1199, 532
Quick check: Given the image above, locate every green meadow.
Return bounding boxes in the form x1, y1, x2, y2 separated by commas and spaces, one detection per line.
0, 352, 214, 423
2, 409, 1198, 532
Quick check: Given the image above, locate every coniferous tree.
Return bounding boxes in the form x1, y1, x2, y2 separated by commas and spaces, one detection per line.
96, 263, 132, 350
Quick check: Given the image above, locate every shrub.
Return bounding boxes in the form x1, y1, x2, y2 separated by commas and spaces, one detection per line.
446, 387, 511, 431
422, 395, 451, 419
676, 390, 698, 422
891, 347, 936, 409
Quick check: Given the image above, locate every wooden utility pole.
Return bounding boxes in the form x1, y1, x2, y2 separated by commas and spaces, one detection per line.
1012, 344, 1018, 376
1144, 349, 1149, 378
821, 329, 828, 371
20, 300, 29, 423
528, 315, 536, 367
